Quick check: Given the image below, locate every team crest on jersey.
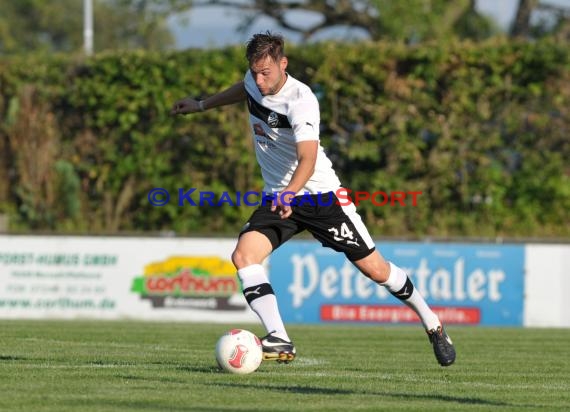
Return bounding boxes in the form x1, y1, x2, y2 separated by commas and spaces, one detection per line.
267, 111, 279, 128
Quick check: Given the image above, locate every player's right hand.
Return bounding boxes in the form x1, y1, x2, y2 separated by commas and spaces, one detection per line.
170, 97, 201, 115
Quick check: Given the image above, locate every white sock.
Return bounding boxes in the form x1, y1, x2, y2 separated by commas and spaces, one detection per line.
237, 264, 290, 341
381, 262, 440, 331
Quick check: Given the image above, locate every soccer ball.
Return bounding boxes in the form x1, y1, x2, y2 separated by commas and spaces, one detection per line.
215, 329, 263, 374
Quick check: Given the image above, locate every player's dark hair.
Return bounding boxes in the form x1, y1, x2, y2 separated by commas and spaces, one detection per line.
245, 31, 285, 64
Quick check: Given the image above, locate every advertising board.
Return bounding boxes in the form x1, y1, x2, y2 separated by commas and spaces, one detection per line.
269, 241, 525, 326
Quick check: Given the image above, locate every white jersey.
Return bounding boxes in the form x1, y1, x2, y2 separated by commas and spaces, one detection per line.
244, 71, 342, 195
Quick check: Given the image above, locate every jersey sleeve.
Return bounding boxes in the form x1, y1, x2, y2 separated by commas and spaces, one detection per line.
243, 71, 258, 97
289, 93, 320, 142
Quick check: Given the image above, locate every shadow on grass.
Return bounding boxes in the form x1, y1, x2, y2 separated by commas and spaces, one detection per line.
0, 355, 28, 361
175, 364, 221, 373
216, 382, 539, 408
112, 365, 222, 383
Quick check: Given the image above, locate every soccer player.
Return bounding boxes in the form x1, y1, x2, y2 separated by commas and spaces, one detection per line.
171, 32, 456, 367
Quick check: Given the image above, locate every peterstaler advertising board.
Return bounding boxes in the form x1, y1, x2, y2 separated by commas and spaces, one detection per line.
268, 241, 525, 326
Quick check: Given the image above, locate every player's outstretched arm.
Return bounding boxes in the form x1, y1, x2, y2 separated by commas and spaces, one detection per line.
170, 81, 247, 115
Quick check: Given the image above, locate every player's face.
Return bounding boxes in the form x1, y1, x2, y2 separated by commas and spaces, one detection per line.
250, 55, 288, 96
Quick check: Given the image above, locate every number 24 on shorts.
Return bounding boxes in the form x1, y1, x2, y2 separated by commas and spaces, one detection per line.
328, 222, 358, 245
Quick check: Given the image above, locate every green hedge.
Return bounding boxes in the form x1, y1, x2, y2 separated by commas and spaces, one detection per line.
0, 39, 568, 238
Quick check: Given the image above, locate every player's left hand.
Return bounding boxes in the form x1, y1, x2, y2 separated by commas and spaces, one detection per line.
271, 191, 294, 219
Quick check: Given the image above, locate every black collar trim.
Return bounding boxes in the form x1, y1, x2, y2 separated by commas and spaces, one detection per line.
246, 91, 292, 129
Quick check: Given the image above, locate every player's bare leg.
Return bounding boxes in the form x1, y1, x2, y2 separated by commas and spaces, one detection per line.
232, 231, 272, 268
353, 250, 456, 366
232, 231, 296, 363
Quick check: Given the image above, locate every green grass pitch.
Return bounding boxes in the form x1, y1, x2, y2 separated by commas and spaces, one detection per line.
1, 320, 569, 411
